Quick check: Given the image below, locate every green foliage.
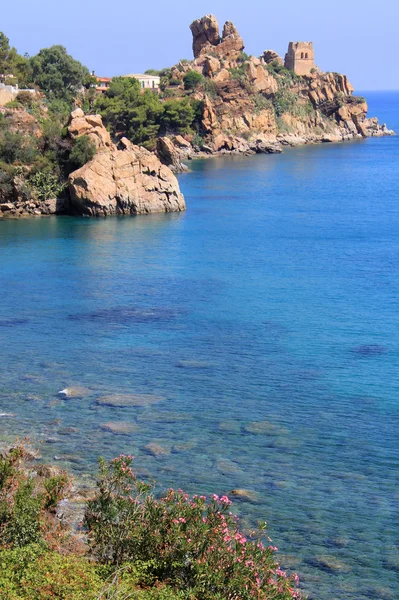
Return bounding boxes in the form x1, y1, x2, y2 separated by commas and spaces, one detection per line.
183, 70, 203, 90
0, 131, 39, 165
95, 77, 162, 146
192, 133, 206, 150
43, 474, 70, 510
0, 32, 32, 87
29, 45, 90, 101
204, 79, 218, 99
272, 89, 313, 120
227, 64, 249, 88
237, 51, 250, 63
95, 76, 200, 146
47, 98, 73, 123
2, 480, 43, 548
29, 171, 65, 201
0, 546, 103, 599
0, 163, 15, 200
252, 94, 274, 114
145, 69, 161, 76
16, 91, 34, 108
69, 136, 96, 169
276, 117, 292, 133
161, 98, 195, 134
84, 455, 301, 600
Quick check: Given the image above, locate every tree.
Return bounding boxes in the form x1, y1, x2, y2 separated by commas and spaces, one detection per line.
183, 70, 203, 90
161, 98, 195, 133
0, 32, 31, 87
29, 45, 90, 101
0, 32, 13, 75
95, 77, 164, 148
69, 136, 96, 169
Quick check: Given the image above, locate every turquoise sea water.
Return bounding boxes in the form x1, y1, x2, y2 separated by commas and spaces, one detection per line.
1, 92, 399, 599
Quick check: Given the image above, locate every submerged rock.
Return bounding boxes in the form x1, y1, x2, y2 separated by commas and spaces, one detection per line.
229, 488, 260, 503
96, 393, 164, 407
216, 458, 241, 475
58, 386, 92, 398
99, 421, 139, 435
145, 442, 170, 457
244, 420, 288, 435
309, 554, 352, 573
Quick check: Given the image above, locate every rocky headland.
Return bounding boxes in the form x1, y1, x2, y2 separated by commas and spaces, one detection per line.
154, 14, 393, 171
0, 14, 394, 218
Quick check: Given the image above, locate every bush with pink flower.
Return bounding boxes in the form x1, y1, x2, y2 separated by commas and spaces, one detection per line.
84, 454, 301, 600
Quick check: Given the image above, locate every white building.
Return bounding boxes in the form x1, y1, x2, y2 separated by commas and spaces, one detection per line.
123, 74, 160, 91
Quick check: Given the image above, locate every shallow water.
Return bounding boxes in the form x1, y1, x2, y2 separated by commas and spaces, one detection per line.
1, 92, 399, 599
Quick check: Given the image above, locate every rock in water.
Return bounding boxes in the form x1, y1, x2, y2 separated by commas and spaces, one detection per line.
68, 112, 185, 216
96, 393, 164, 407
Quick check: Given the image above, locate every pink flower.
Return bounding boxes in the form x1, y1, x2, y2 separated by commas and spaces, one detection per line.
220, 495, 232, 505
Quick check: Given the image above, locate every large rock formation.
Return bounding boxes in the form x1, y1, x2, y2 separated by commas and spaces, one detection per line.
68, 122, 185, 216
68, 108, 113, 150
190, 14, 220, 58
190, 14, 244, 60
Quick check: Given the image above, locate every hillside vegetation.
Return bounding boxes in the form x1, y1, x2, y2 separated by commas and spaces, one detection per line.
0, 444, 301, 599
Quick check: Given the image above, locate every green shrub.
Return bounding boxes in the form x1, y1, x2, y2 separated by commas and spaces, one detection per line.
192, 133, 205, 150
204, 79, 218, 99
237, 51, 250, 63
43, 473, 70, 510
16, 91, 35, 108
252, 94, 274, 114
69, 135, 96, 169
0, 547, 103, 600
183, 70, 203, 90
0, 130, 39, 164
85, 455, 301, 600
29, 171, 65, 201
272, 90, 299, 117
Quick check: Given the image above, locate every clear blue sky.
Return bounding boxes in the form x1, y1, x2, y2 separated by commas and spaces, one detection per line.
3, 0, 398, 90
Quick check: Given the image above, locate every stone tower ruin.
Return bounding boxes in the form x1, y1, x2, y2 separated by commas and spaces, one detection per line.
284, 42, 315, 76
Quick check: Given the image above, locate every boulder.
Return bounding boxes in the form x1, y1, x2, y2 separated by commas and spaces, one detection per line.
261, 50, 284, 65
203, 56, 221, 77
68, 135, 186, 216
245, 63, 278, 94
68, 109, 113, 150
156, 137, 187, 172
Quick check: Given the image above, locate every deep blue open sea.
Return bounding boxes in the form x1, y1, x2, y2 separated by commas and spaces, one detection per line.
1, 91, 399, 599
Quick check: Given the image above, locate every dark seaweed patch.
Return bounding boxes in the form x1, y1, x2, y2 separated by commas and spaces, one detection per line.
0, 318, 29, 327
351, 345, 388, 356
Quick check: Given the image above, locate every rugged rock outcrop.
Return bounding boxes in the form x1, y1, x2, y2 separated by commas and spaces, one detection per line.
261, 50, 284, 65
68, 108, 113, 150
156, 136, 189, 173
68, 127, 185, 216
190, 14, 244, 60
190, 14, 220, 58
179, 14, 395, 156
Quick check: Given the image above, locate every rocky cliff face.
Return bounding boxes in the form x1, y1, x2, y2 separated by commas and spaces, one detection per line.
68, 110, 185, 217
160, 14, 393, 159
